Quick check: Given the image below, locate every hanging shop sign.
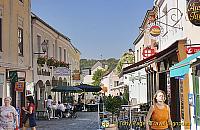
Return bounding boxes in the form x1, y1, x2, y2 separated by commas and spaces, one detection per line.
147, 23, 164, 39
187, 0, 200, 26
149, 25, 161, 37
186, 46, 200, 54
26, 82, 34, 96
53, 67, 70, 76
142, 48, 155, 59
15, 82, 24, 92
72, 70, 80, 80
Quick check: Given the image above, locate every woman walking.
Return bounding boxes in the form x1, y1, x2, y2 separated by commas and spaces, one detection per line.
146, 90, 173, 130
22, 96, 36, 130
0, 97, 19, 130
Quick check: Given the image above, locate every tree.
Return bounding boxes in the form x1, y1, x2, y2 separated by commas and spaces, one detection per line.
115, 52, 134, 74
104, 95, 123, 123
92, 69, 105, 86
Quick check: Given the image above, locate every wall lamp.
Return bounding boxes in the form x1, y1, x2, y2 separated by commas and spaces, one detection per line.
34, 40, 48, 54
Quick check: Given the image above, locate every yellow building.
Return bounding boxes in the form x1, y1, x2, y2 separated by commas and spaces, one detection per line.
31, 13, 80, 110
0, 0, 32, 108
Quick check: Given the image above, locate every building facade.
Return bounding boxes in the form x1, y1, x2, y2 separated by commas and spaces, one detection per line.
0, 0, 32, 109
31, 13, 80, 110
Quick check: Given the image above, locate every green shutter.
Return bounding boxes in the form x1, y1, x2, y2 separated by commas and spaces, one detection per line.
9, 71, 18, 83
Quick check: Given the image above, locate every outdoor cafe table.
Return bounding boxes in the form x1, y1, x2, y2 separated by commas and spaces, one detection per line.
86, 104, 98, 112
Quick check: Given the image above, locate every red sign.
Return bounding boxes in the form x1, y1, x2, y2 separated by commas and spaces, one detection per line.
142, 48, 155, 59
186, 47, 200, 54
15, 82, 24, 92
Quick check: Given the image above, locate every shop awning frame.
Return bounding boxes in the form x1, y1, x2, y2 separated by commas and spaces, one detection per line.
170, 51, 200, 77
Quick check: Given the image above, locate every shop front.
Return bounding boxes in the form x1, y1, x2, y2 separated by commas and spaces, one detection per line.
170, 50, 200, 130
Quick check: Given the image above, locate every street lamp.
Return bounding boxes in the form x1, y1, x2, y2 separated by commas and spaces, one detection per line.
34, 40, 48, 54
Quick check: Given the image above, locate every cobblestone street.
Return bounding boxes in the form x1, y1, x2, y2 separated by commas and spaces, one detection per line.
36, 112, 99, 130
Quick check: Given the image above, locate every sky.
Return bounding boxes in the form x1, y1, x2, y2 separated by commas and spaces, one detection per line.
31, 0, 154, 60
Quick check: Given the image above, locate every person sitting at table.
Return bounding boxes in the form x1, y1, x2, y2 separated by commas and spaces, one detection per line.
56, 101, 66, 118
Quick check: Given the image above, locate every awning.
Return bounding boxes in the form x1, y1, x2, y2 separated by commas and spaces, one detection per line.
170, 51, 200, 77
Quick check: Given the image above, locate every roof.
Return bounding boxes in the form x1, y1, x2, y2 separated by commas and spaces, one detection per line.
31, 12, 81, 54
123, 40, 185, 74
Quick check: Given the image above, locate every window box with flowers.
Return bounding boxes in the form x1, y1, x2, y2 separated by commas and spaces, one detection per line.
60, 61, 69, 68
54, 59, 60, 68
37, 56, 47, 66
47, 57, 56, 67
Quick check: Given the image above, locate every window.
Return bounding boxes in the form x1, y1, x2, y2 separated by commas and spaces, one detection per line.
64, 49, 66, 62
18, 27, 23, 56
163, 5, 168, 34
0, 17, 2, 51
53, 44, 55, 58
45, 39, 49, 58
59, 47, 62, 61
37, 35, 41, 55
137, 50, 139, 62
114, 81, 119, 87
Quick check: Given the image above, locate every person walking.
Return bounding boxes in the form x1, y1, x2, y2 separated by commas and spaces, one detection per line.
145, 90, 173, 130
0, 97, 19, 130
22, 96, 36, 130
46, 95, 53, 120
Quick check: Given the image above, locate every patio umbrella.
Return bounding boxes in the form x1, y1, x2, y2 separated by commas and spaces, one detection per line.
75, 84, 102, 92
75, 84, 102, 111
51, 85, 83, 92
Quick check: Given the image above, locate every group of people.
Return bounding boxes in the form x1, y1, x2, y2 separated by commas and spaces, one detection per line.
0, 96, 36, 130
0, 90, 174, 130
46, 95, 76, 119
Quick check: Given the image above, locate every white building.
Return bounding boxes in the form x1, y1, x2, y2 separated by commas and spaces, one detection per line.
101, 70, 119, 96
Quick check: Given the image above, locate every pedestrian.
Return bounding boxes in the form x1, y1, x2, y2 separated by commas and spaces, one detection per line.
145, 90, 173, 130
0, 97, 19, 130
22, 96, 36, 130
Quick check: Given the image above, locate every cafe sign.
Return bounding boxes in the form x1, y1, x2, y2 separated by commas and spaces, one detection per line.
186, 46, 200, 54
149, 25, 161, 37
142, 48, 156, 59
187, 0, 200, 26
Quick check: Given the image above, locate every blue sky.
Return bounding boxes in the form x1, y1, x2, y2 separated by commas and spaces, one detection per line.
31, 0, 154, 60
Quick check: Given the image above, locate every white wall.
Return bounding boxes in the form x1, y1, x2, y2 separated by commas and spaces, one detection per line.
128, 68, 147, 105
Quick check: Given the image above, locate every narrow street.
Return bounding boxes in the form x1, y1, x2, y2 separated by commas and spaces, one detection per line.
36, 112, 99, 130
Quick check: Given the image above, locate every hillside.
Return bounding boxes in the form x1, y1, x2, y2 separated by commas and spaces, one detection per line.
80, 58, 119, 71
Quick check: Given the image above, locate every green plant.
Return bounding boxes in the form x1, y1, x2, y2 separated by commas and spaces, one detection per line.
46, 57, 55, 66
60, 61, 69, 68
37, 56, 46, 65
54, 59, 60, 67
104, 95, 122, 123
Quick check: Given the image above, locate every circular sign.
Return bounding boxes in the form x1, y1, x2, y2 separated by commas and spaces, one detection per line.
149, 25, 161, 37
187, 0, 200, 26
101, 120, 109, 128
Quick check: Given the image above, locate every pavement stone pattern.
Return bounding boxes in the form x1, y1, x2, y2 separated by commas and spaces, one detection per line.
36, 112, 99, 130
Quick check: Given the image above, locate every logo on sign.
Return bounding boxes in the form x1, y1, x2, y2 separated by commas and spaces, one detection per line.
142, 48, 156, 59
186, 47, 200, 54
15, 82, 24, 92
149, 25, 161, 37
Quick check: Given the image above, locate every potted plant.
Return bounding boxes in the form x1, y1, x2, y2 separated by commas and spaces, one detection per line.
54, 59, 60, 68
46, 57, 55, 67
37, 56, 46, 66
60, 61, 69, 68
104, 95, 122, 129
